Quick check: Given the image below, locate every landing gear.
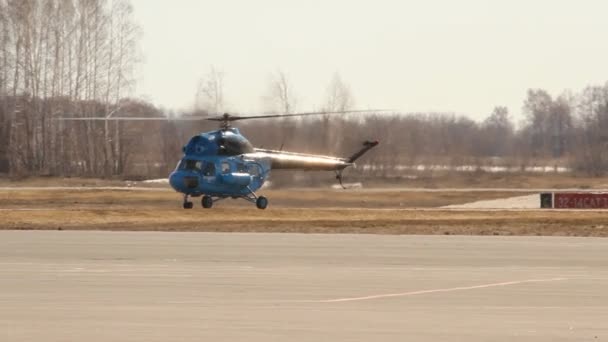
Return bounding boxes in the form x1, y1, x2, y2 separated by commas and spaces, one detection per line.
256, 196, 268, 210
183, 195, 193, 209
181, 191, 268, 209
241, 187, 268, 209
201, 195, 213, 209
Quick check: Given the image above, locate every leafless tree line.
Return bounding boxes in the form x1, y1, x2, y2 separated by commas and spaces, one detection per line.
164, 81, 608, 181
240, 82, 608, 178
0, 0, 139, 177
190, 69, 608, 179
1, 2, 607, 180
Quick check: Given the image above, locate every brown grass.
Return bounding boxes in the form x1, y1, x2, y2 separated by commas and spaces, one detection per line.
1, 208, 607, 237
1, 188, 607, 237
0, 188, 531, 209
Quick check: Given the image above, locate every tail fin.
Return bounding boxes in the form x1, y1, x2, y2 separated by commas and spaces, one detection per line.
336, 140, 379, 189
347, 140, 379, 163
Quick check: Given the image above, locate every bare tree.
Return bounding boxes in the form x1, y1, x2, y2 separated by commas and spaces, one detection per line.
549, 95, 573, 158
523, 89, 553, 158
0, 0, 11, 173
0, 0, 140, 177
263, 70, 296, 114
479, 106, 514, 158
319, 72, 354, 154
257, 70, 298, 150
572, 84, 608, 175
322, 72, 354, 112
195, 65, 225, 113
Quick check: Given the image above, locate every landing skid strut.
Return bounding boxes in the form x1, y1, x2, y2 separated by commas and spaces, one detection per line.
244, 186, 268, 209
182, 189, 268, 210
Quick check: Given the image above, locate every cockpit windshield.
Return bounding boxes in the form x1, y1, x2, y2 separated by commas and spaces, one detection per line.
179, 159, 202, 172
218, 133, 255, 155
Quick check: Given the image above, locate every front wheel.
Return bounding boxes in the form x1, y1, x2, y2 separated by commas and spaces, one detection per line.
256, 196, 268, 210
202, 195, 213, 209
183, 202, 193, 209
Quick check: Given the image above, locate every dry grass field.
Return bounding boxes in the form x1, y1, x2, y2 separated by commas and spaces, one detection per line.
1, 207, 608, 236
1, 187, 607, 236
0, 188, 533, 209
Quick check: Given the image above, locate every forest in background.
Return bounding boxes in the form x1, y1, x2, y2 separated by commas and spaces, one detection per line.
1, 0, 608, 182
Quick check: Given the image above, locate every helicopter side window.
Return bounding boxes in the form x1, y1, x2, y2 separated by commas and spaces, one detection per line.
236, 163, 247, 173
221, 162, 231, 174
248, 164, 261, 177
202, 163, 215, 176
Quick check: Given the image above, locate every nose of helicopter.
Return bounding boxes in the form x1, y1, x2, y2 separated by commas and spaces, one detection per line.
169, 171, 182, 192
169, 171, 199, 192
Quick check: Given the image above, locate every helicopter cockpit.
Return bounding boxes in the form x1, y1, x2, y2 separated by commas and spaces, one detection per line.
183, 128, 254, 157
217, 130, 255, 156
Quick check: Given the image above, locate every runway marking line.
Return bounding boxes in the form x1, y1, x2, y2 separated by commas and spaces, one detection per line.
312, 277, 567, 303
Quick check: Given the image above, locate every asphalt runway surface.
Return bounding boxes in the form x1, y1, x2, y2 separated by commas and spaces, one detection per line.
1, 231, 607, 341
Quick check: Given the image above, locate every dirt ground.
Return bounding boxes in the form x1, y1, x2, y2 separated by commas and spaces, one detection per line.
1, 188, 607, 237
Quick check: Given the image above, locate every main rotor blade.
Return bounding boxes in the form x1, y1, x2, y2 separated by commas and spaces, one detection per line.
55, 117, 207, 121
56, 109, 391, 123
206, 109, 390, 122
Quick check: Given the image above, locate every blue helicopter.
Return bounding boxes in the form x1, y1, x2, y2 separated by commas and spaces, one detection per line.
169, 112, 378, 209
59, 110, 379, 209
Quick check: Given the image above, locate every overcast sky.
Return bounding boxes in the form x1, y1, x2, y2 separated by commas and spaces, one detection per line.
131, 0, 608, 121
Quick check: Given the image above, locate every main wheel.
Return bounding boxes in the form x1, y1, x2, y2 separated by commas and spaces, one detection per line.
202, 195, 213, 209
256, 196, 268, 210
183, 202, 193, 209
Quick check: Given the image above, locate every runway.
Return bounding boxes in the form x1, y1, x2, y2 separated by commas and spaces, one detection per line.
1, 231, 607, 341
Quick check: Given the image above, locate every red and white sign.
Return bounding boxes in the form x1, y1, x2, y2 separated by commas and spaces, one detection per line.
554, 193, 608, 209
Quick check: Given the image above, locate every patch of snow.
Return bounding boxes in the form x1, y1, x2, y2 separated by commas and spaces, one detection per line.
331, 182, 363, 190
442, 194, 540, 209
359, 164, 571, 173
142, 179, 169, 184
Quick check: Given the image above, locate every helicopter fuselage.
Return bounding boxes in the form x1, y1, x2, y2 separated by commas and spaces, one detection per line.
169, 155, 270, 196
169, 128, 271, 197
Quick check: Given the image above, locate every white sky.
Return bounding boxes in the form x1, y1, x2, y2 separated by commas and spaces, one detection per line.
131, 0, 608, 121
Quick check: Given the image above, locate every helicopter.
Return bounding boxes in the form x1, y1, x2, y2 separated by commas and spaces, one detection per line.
59, 110, 380, 209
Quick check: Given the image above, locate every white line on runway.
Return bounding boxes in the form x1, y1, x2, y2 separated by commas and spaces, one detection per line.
312, 277, 568, 303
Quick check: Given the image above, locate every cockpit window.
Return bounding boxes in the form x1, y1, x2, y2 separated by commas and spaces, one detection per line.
180, 159, 202, 171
